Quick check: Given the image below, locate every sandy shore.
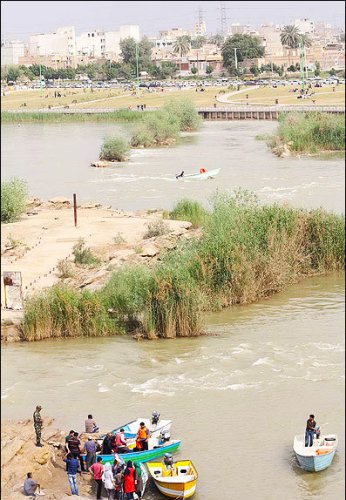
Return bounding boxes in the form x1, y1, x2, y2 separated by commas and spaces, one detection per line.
1, 198, 193, 341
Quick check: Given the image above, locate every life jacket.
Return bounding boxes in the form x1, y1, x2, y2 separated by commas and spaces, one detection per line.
115, 433, 125, 447
199, 168, 206, 173
137, 426, 148, 440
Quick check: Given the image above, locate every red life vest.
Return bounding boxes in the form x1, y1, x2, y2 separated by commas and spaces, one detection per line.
123, 467, 136, 493
115, 432, 125, 447
199, 168, 206, 173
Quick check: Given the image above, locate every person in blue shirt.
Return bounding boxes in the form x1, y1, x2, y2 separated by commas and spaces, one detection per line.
64, 453, 80, 496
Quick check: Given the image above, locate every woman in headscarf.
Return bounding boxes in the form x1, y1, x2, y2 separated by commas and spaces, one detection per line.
102, 462, 116, 500
133, 462, 143, 500
122, 460, 136, 500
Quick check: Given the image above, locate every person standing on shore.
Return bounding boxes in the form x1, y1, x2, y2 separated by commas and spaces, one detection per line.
64, 453, 80, 496
33, 405, 43, 447
67, 432, 85, 472
89, 456, 105, 500
84, 436, 97, 471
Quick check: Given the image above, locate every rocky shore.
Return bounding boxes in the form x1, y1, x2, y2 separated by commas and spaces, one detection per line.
1, 418, 103, 499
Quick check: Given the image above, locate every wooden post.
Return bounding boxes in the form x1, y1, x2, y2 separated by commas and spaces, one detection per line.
73, 193, 77, 227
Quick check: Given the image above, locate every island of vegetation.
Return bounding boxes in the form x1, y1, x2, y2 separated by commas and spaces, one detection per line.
4, 187, 340, 342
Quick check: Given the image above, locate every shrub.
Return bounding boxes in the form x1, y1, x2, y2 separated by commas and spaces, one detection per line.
99, 137, 129, 161
57, 259, 75, 278
1, 177, 28, 223
169, 199, 209, 228
163, 98, 202, 131
144, 220, 169, 239
72, 238, 101, 266
131, 111, 180, 147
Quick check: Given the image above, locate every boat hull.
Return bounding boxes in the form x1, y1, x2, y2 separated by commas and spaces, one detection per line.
294, 450, 336, 472
83, 440, 181, 464
154, 481, 196, 499
178, 168, 220, 180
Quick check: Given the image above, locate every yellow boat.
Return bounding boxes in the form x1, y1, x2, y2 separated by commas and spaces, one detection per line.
147, 459, 198, 499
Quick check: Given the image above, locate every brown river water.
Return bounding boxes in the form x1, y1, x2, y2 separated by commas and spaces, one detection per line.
1, 121, 345, 499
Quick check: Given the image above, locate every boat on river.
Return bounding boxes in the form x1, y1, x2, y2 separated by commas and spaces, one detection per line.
293, 434, 338, 472
176, 168, 221, 180
84, 437, 181, 464
97, 412, 172, 444
147, 459, 198, 498
135, 463, 149, 499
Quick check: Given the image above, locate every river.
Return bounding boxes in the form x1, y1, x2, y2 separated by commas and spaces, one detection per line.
1, 121, 344, 212
1, 120, 345, 499
1, 273, 344, 499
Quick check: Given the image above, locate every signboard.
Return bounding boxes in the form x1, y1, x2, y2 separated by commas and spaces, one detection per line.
3, 271, 23, 310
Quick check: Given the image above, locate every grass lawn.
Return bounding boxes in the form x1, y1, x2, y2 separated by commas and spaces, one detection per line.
0, 88, 129, 110
1, 87, 224, 110
226, 85, 345, 106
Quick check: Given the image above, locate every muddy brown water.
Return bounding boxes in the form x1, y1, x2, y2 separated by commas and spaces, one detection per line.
1, 121, 344, 213
1, 121, 344, 499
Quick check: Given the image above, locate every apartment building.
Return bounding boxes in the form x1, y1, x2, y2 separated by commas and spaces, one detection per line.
1, 40, 25, 65
29, 26, 76, 57
294, 18, 315, 34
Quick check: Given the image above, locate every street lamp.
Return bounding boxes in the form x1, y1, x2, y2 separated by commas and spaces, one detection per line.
233, 47, 240, 80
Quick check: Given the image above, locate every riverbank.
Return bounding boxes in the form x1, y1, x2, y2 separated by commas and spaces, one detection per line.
1, 418, 101, 499
265, 112, 345, 156
1, 198, 195, 341
7, 191, 344, 342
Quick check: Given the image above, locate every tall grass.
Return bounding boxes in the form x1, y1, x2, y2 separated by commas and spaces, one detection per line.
168, 199, 209, 228
21, 285, 115, 341
271, 112, 345, 153
1, 110, 149, 123
22, 191, 345, 341
1, 177, 28, 223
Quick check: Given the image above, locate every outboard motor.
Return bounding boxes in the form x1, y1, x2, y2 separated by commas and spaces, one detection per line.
163, 453, 174, 468
159, 430, 171, 444
152, 410, 160, 425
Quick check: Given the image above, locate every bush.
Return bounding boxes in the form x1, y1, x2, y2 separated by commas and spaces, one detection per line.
169, 199, 209, 228
72, 238, 101, 267
57, 259, 75, 278
99, 137, 129, 161
131, 111, 180, 147
1, 177, 28, 223
163, 98, 202, 131
271, 112, 345, 153
144, 219, 169, 238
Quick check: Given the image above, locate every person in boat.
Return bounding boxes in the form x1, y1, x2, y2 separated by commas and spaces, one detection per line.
305, 414, 318, 447
122, 461, 137, 500
135, 422, 150, 451
176, 170, 184, 179
102, 432, 113, 455
115, 428, 131, 453
199, 168, 206, 173
85, 414, 99, 433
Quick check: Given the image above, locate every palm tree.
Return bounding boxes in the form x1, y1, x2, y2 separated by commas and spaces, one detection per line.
280, 25, 301, 67
173, 36, 191, 73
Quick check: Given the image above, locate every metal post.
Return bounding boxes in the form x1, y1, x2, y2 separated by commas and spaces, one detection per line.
300, 44, 305, 92
234, 48, 238, 70
135, 43, 139, 82
73, 193, 77, 227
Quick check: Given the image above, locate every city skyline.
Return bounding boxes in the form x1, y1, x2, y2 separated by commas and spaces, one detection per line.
1, 0, 345, 41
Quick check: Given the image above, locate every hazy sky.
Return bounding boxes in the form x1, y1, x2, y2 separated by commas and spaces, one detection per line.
1, 1, 345, 40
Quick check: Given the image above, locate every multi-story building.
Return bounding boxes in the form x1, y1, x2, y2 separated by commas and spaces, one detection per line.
229, 23, 251, 35
76, 29, 106, 58
294, 18, 315, 34
1, 40, 25, 66
194, 20, 207, 37
29, 26, 76, 57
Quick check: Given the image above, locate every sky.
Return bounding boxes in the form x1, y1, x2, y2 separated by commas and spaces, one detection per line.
1, 0, 345, 40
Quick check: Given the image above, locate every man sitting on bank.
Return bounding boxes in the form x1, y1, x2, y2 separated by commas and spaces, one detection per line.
23, 472, 40, 497
85, 414, 99, 433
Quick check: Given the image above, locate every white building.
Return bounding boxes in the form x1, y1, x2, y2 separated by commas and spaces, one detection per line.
76, 25, 140, 59
194, 21, 207, 37
229, 23, 251, 35
29, 26, 76, 57
294, 18, 315, 34
1, 40, 25, 66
